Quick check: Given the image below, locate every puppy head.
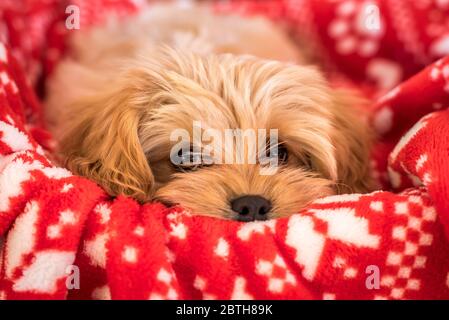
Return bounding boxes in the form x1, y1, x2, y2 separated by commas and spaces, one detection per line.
61, 48, 372, 220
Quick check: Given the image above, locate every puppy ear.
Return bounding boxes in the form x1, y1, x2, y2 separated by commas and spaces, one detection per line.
331, 89, 374, 193
60, 85, 154, 202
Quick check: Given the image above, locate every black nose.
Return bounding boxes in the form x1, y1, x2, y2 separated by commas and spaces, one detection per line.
231, 195, 272, 222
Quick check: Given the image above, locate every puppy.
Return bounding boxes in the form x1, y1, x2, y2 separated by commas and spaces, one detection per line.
46, 3, 372, 221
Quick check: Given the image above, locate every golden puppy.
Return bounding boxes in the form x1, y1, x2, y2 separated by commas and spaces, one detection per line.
46, 3, 372, 221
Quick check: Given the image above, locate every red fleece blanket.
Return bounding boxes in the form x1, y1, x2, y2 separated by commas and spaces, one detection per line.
1, 0, 449, 300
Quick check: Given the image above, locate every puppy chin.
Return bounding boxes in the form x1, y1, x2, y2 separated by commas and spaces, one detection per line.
153, 165, 335, 220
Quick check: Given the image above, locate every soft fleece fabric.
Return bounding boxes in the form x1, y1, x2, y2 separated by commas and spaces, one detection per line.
1, 0, 449, 300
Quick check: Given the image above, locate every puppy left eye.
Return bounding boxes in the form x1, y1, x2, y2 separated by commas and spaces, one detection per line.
277, 145, 289, 164
267, 144, 289, 164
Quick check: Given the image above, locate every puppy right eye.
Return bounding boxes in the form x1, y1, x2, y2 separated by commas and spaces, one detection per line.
173, 146, 211, 172
176, 147, 199, 171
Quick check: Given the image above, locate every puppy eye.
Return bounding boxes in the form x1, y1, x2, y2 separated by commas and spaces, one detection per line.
277, 145, 289, 164
174, 146, 211, 172
267, 143, 289, 164
176, 147, 200, 171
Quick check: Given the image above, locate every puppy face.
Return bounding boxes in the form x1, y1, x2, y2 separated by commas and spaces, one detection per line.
61, 49, 372, 221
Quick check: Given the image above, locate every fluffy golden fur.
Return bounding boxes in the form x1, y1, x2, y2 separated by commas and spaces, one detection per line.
46, 3, 372, 220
